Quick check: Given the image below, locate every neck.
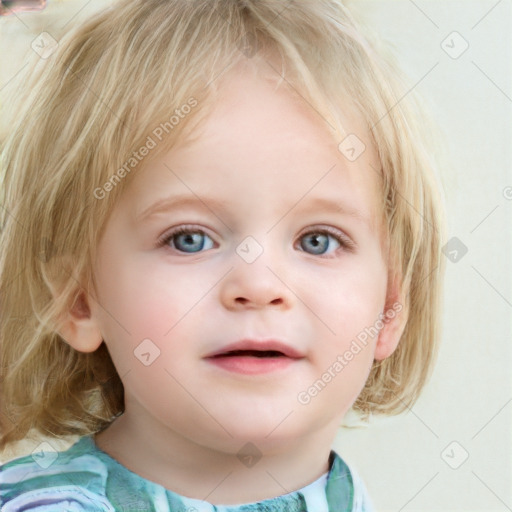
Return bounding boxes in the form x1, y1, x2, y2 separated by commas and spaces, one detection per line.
94, 404, 340, 505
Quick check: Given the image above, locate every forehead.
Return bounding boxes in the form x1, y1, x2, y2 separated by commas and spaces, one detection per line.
199, 61, 379, 165
119, 63, 385, 238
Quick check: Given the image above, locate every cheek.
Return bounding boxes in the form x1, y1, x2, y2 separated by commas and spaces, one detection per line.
95, 254, 184, 333
305, 280, 381, 413
92, 255, 214, 367
318, 261, 387, 333
306, 258, 387, 383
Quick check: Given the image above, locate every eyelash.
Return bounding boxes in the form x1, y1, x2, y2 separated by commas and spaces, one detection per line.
156, 224, 356, 256
299, 226, 356, 254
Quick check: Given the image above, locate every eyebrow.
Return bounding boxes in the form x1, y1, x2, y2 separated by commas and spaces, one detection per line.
135, 195, 231, 223
135, 194, 374, 231
276, 196, 374, 231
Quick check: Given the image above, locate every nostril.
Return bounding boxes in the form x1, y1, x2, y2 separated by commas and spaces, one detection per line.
234, 297, 283, 306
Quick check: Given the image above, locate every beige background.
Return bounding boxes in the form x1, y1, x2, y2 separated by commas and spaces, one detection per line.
1, 1, 511, 511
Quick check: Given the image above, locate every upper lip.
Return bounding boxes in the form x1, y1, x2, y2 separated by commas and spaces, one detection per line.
204, 339, 305, 359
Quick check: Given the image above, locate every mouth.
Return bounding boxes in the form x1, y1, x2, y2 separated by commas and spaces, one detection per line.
204, 339, 305, 359
204, 340, 305, 375
209, 349, 289, 358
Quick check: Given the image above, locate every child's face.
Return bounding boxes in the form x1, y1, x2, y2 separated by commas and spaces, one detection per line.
86, 64, 399, 452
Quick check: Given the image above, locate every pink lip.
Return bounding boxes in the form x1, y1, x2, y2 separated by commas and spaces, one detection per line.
203, 339, 305, 375
204, 339, 305, 359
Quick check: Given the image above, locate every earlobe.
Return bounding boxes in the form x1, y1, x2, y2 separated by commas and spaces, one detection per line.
374, 302, 408, 361
57, 290, 103, 353
374, 276, 409, 362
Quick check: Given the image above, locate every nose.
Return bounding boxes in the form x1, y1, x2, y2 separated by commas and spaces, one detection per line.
219, 245, 294, 311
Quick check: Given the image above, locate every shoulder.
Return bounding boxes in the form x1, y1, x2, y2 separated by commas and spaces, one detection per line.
328, 450, 376, 512
0, 436, 116, 511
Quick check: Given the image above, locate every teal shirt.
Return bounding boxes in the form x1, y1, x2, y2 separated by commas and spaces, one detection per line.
0, 435, 374, 511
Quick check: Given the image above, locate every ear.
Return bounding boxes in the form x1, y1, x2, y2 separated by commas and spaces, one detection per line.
374, 273, 409, 362
57, 289, 104, 353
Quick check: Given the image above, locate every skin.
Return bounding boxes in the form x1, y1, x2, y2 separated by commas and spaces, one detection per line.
60, 59, 407, 505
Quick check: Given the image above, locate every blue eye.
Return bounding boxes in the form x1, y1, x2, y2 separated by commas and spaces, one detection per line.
298, 228, 354, 256
159, 227, 214, 253
158, 226, 354, 256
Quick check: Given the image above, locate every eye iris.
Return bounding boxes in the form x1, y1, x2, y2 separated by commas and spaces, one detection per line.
302, 233, 329, 254
175, 232, 204, 252
166, 230, 342, 255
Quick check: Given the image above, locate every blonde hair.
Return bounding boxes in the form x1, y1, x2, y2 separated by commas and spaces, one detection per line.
0, 0, 445, 451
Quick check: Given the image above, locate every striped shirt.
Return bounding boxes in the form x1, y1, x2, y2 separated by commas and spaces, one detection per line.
0, 435, 374, 511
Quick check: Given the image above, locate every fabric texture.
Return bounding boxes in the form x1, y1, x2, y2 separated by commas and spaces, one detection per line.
0, 435, 374, 511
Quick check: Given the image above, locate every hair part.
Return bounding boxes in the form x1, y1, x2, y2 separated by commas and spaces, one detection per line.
0, 0, 445, 451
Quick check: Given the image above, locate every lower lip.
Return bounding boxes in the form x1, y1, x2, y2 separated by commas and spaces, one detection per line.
205, 355, 300, 375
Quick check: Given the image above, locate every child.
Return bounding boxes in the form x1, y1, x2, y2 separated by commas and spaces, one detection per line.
0, 0, 445, 510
